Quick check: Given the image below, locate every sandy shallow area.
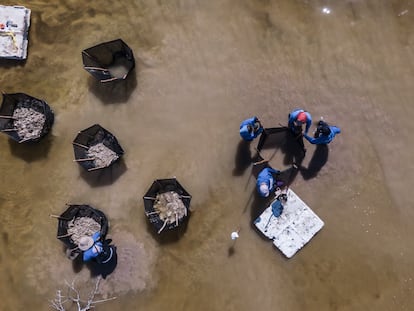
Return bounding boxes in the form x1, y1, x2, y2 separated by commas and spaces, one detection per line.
0, 0, 413, 310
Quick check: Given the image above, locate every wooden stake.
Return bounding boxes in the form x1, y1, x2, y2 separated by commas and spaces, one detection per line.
0, 115, 17, 120
49, 214, 71, 221
100, 77, 118, 83
158, 219, 168, 234
19, 137, 33, 143
87, 165, 107, 171
84, 66, 109, 71
72, 142, 89, 149
73, 158, 95, 162
253, 159, 269, 166
57, 232, 72, 238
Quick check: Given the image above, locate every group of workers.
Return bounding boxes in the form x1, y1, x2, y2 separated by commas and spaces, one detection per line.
239, 108, 341, 198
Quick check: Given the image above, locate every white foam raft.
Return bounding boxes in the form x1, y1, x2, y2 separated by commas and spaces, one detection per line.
0, 5, 31, 60
254, 188, 324, 258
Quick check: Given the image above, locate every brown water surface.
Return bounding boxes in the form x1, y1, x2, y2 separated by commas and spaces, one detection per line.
0, 0, 413, 310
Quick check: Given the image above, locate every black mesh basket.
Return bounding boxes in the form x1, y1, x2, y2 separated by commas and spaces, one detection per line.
0, 93, 54, 143
73, 124, 124, 171
57, 204, 109, 251
143, 178, 192, 234
82, 39, 135, 83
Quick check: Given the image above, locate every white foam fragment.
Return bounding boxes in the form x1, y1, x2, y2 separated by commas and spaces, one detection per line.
254, 188, 324, 258
0, 5, 31, 59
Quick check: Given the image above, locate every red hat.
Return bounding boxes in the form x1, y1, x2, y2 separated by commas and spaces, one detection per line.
297, 112, 307, 123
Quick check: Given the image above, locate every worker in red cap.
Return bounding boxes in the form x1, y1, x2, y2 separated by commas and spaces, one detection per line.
288, 108, 312, 154
288, 109, 312, 135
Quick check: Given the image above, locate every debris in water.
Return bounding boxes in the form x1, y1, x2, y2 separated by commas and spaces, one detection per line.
398, 10, 408, 17
322, 7, 331, 14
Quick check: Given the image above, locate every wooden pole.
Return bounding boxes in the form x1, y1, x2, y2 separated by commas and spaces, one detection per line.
72, 142, 89, 149
253, 159, 268, 166
84, 66, 109, 71
87, 165, 107, 172
49, 214, 72, 221
19, 137, 33, 143
57, 233, 72, 238
100, 77, 118, 83
73, 158, 95, 162
0, 115, 17, 120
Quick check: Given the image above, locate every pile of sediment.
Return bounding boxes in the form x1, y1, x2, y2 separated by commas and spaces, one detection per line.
87, 142, 119, 168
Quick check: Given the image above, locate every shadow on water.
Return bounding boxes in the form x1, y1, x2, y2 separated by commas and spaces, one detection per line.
88, 70, 137, 104
145, 213, 191, 245
79, 158, 127, 187
299, 144, 329, 180
7, 134, 53, 162
256, 127, 305, 167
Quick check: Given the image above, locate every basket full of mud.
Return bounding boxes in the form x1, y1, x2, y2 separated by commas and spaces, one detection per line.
73, 124, 124, 171
82, 38, 135, 83
143, 178, 192, 234
0, 93, 54, 143
56, 204, 109, 254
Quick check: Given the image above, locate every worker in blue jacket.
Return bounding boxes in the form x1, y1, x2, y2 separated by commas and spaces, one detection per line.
288, 109, 312, 154
288, 109, 312, 135
256, 167, 281, 197
82, 231, 103, 262
239, 116, 263, 141
304, 120, 341, 145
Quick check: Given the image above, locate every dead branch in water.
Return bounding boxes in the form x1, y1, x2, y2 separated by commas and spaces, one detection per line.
50, 277, 116, 311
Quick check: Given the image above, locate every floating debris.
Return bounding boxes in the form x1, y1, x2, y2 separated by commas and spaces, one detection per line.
322, 7, 331, 14
398, 10, 408, 17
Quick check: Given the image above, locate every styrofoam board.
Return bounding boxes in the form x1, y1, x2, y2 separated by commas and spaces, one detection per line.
254, 188, 324, 258
0, 5, 31, 59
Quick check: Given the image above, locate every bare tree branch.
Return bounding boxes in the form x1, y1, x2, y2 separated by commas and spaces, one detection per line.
50, 277, 116, 311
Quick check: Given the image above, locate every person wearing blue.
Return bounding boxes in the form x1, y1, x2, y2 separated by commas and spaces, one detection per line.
82, 231, 103, 262
304, 119, 341, 145
239, 116, 263, 141
288, 109, 312, 135
288, 109, 312, 154
256, 167, 281, 198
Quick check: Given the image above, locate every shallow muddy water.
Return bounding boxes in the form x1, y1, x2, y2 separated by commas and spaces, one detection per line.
0, 1, 413, 310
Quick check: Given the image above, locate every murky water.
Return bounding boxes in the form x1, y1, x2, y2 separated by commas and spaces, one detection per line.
1, 0, 413, 310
